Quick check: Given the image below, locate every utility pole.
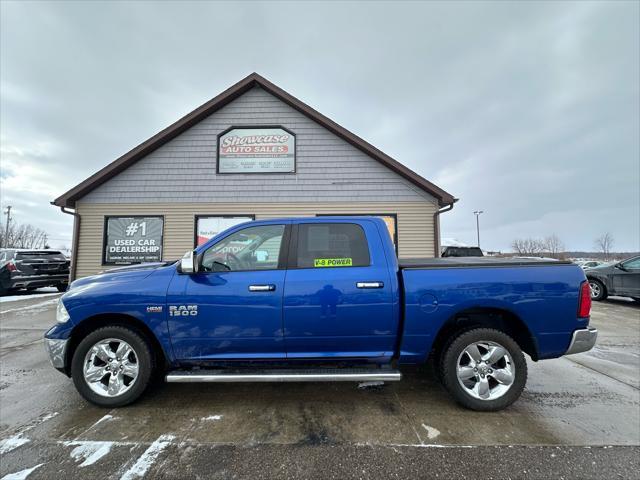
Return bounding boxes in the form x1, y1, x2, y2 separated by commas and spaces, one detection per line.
43, 234, 48, 249
473, 210, 483, 248
3, 206, 11, 248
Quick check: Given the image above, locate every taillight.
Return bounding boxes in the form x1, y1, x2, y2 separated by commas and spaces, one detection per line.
6, 261, 17, 272
578, 281, 591, 318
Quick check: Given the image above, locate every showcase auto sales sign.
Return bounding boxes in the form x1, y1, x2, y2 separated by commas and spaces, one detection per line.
218, 127, 295, 173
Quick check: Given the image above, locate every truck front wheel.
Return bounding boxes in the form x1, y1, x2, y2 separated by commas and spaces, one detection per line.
71, 326, 154, 407
441, 328, 527, 411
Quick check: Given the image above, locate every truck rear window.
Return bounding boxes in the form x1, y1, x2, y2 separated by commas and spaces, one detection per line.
296, 223, 370, 268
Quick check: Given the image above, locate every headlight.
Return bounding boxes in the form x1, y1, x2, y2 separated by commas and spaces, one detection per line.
56, 299, 70, 323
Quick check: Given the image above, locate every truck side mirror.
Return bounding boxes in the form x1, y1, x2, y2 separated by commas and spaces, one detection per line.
180, 250, 198, 274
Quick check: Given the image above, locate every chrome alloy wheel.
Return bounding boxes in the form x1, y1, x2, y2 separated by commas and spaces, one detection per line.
589, 281, 601, 299
456, 341, 515, 401
83, 338, 139, 397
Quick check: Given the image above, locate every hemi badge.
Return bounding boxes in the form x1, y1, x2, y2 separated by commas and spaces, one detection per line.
146, 306, 163, 313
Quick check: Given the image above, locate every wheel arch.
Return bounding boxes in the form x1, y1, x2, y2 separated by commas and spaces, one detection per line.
430, 306, 539, 363
586, 275, 607, 293
64, 313, 169, 376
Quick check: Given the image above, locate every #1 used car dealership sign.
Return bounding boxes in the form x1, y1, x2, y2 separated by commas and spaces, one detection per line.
104, 216, 163, 264
218, 127, 295, 173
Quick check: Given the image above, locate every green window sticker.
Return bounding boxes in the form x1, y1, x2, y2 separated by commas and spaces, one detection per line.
314, 258, 353, 267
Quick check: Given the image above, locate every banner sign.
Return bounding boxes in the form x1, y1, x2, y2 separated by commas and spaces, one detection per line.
218, 127, 295, 173
196, 216, 253, 246
104, 216, 163, 264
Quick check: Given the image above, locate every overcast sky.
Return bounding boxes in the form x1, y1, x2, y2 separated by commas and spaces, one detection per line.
1, 1, 638, 252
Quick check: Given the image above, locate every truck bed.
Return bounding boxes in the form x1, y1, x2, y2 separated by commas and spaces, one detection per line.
399, 257, 573, 269
398, 257, 586, 363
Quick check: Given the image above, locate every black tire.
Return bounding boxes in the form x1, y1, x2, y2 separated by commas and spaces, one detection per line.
56, 284, 68, 292
441, 328, 527, 411
435, 326, 475, 384
588, 279, 607, 301
71, 326, 154, 407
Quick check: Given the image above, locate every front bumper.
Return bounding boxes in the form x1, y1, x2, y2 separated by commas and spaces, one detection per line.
44, 337, 68, 369
9, 274, 69, 290
565, 327, 598, 355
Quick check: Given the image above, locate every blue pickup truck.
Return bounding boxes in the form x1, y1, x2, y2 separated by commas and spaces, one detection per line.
44, 217, 596, 411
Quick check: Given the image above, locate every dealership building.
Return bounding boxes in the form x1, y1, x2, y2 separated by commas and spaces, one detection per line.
53, 73, 456, 280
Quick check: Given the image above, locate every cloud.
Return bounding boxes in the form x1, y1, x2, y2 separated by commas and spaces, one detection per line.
1, 1, 638, 251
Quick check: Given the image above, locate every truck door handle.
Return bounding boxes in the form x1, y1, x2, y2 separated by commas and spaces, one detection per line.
249, 284, 276, 292
356, 282, 384, 289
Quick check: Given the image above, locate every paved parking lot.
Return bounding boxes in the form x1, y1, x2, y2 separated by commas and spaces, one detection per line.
1, 292, 638, 479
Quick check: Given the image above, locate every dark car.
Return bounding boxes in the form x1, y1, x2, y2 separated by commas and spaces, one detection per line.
441, 246, 484, 257
0, 249, 70, 295
585, 255, 640, 302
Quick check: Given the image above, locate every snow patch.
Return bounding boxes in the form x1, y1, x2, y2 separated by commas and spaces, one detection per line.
0, 463, 44, 480
0, 298, 59, 315
38, 412, 59, 423
119, 434, 175, 480
389, 443, 474, 448
64, 441, 113, 467
0, 436, 30, 454
421, 424, 441, 440
357, 381, 385, 389
15, 412, 59, 436
200, 415, 222, 421
91, 414, 116, 428
0, 291, 60, 303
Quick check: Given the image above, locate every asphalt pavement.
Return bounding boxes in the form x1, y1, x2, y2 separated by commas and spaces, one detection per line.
1, 291, 638, 479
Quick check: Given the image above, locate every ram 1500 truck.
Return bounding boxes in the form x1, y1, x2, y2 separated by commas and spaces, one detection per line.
44, 217, 597, 411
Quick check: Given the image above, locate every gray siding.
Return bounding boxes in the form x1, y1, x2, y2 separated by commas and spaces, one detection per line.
75, 201, 437, 278
81, 87, 435, 204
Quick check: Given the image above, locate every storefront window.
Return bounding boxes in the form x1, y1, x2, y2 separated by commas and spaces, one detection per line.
195, 216, 255, 246
103, 216, 164, 265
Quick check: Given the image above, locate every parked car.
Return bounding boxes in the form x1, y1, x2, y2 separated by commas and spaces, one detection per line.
575, 260, 603, 270
441, 246, 484, 257
585, 256, 640, 301
44, 217, 596, 411
0, 249, 70, 295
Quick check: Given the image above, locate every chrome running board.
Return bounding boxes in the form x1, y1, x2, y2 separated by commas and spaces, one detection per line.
166, 368, 401, 383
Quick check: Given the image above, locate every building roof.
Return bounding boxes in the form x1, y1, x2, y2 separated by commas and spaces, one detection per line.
53, 73, 457, 208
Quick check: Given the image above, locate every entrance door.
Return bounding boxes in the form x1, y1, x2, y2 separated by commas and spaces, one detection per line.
282, 221, 397, 360
167, 223, 289, 361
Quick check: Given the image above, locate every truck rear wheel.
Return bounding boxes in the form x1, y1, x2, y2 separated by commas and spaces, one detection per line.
71, 326, 154, 407
441, 328, 527, 411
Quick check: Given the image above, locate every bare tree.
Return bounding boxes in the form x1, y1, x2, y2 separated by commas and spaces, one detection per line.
543, 234, 565, 259
0, 221, 48, 249
56, 244, 70, 254
594, 232, 614, 260
511, 238, 545, 255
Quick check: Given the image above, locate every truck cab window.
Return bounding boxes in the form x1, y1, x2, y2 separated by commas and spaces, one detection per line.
201, 224, 285, 272
296, 223, 370, 268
